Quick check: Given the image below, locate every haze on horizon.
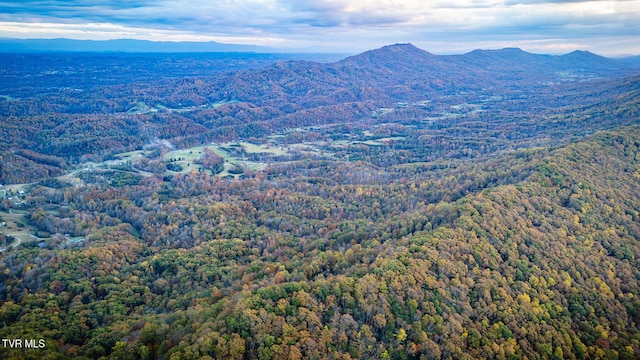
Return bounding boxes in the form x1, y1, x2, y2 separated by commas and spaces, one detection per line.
0, 0, 638, 56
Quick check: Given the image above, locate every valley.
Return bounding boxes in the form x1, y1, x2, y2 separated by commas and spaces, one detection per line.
1, 45, 640, 359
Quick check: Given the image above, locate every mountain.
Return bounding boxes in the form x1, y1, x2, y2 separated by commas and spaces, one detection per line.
452, 47, 637, 84
462, 47, 549, 63
2, 43, 640, 359
457, 47, 557, 72
204, 43, 640, 109
558, 50, 629, 71
338, 43, 437, 69
618, 55, 640, 67
1, 43, 639, 170
0, 38, 272, 53
332, 44, 476, 97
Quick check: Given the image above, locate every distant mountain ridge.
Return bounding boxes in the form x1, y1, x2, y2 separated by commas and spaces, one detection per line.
0, 38, 272, 53
203, 43, 640, 110
1, 37, 638, 63
345, 43, 635, 79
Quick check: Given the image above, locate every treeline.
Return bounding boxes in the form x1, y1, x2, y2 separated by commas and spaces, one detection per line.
0, 151, 65, 184
14, 149, 68, 169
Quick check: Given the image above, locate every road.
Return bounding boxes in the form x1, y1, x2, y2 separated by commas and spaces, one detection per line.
64, 234, 85, 245
0, 233, 44, 252
0, 235, 22, 252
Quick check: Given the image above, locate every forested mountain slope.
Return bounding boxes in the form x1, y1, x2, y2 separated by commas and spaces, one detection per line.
2, 127, 640, 358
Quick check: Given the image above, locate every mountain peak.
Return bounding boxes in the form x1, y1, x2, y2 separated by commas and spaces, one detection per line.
559, 49, 623, 69
466, 47, 534, 57
369, 43, 434, 57
339, 43, 434, 68
379, 43, 425, 51
566, 49, 594, 55
563, 49, 602, 59
490, 47, 527, 53
459, 47, 548, 69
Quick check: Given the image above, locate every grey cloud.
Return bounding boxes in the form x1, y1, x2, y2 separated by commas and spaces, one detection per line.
0, 0, 160, 25
280, 0, 347, 13
0, 0, 636, 56
0, 0, 151, 13
503, 0, 633, 4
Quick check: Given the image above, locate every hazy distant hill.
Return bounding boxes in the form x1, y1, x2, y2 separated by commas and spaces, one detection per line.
0, 38, 272, 53
618, 55, 640, 67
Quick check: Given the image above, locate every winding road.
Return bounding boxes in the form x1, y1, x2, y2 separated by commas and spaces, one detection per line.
0, 236, 21, 252
0, 234, 43, 252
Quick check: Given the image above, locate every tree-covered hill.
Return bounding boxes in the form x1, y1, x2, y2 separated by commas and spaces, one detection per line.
2, 122, 640, 359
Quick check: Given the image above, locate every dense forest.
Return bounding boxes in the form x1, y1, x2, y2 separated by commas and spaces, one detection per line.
1, 44, 638, 178
1, 45, 640, 359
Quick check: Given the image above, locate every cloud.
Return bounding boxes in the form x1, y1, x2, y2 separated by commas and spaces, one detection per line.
0, 0, 637, 55
504, 0, 633, 4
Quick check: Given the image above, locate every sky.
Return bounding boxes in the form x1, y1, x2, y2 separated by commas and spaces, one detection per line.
0, 0, 638, 56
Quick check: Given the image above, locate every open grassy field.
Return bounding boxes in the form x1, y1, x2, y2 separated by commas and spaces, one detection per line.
0, 211, 31, 235
354, 137, 406, 146
0, 210, 52, 252
164, 145, 218, 174
163, 141, 290, 177
237, 142, 287, 155
7, 123, 393, 188
126, 102, 158, 114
